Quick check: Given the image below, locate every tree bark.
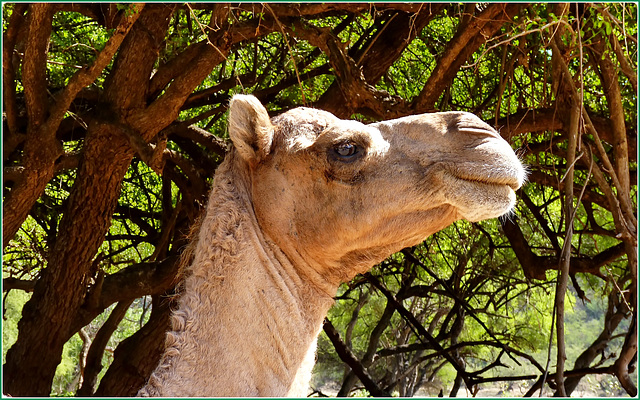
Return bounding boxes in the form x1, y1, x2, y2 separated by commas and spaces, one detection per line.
3, 6, 175, 395
612, 311, 638, 396
70, 256, 180, 335
2, 4, 143, 249
593, 38, 637, 395
2, 4, 28, 138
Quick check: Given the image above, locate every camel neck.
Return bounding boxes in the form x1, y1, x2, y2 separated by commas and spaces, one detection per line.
140, 156, 335, 397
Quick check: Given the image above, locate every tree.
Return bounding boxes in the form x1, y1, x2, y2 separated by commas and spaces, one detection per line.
3, 3, 636, 396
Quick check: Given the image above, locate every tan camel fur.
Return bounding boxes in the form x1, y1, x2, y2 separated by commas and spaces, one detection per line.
138, 95, 526, 397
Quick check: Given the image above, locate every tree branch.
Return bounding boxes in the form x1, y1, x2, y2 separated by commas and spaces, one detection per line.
338, 298, 395, 396
322, 318, 390, 397
94, 295, 173, 396
130, 4, 233, 136
45, 4, 144, 139
70, 256, 180, 335
2, 277, 36, 292
22, 4, 54, 133
612, 312, 638, 396
413, 4, 521, 111
553, 57, 580, 394
364, 273, 474, 389
2, 4, 28, 137
550, 38, 637, 236
500, 218, 626, 280
77, 299, 133, 396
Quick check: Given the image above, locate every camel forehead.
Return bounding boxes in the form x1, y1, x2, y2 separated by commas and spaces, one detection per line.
271, 107, 337, 142
271, 107, 386, 153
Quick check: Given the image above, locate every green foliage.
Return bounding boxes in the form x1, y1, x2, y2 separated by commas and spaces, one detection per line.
49, 12, 110, 88
2, 291, 31, 364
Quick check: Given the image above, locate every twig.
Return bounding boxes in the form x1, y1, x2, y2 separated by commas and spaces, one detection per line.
540, 299, 557, 397
465, 19, 574, 70
364, 273, 475, 390
263, 4, 307, 105
46, 58, 83, 69
401, 250, 522, 366
185, 4, 228, 61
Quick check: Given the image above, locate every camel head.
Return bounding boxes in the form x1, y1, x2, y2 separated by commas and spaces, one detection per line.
228, 95, 526, 285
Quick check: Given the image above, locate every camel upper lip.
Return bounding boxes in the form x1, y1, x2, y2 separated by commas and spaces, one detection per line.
449, 168, 523, 191
459, 175, 521, 190
443, 157, 525, 191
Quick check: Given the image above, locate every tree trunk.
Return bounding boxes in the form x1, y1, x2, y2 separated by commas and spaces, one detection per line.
2, 6, 175, 395
3, 126, 135, 396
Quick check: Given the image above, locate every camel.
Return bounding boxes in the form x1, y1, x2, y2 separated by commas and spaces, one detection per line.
138, 95, 526, 397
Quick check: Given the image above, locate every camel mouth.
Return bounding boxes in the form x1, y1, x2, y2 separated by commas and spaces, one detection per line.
448, 166, 524, 192
456, 175, 521, 191
443, 150, 527, 192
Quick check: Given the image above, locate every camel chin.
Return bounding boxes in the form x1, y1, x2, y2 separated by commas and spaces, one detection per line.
448, 179, 517, 222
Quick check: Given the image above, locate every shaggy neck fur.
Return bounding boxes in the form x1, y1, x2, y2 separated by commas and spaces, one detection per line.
138, 152, 335, 397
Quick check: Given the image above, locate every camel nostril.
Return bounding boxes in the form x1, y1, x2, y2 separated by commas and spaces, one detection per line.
454, 113, 501, 139
458, 126, 501, 138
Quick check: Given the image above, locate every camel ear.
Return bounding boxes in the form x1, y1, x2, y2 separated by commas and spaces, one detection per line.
228, 95, 274, 165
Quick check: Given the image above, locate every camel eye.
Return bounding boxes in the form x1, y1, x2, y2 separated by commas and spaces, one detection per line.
334, 142, 358, 158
